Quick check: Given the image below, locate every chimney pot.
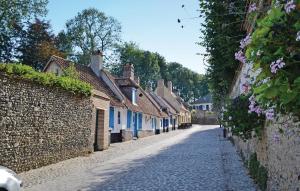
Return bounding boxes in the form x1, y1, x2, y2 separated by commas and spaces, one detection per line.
123, 64, 134, 80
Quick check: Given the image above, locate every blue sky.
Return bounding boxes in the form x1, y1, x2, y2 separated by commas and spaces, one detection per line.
46, 0, 207, 74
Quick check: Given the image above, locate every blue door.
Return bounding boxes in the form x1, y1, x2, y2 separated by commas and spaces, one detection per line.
133, 112, 138, 137
127, 110, 132, 129
109, 107, 114, 129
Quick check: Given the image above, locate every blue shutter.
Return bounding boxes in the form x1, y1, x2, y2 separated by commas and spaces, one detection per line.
138, 113, 142, 129
109, 107, 114, 128
127, 110, 132, 128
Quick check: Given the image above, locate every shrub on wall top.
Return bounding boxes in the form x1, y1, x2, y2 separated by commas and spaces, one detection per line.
0, 63, 92, 96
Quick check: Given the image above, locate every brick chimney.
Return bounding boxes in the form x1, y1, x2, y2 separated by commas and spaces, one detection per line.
123, 64, 134, 80
156, 79, 165, 97
167, 81, 173, 92
90, 50, 103, 77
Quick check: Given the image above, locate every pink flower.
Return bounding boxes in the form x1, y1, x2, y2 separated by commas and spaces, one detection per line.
273, 133, 280, 143
235, 50, 246, 64
285, 0, 296, 13
296, 31, 300, 41
248, 3, 257, 13
248, 95, 264, 115
240, 34, 252, 49
270, 58, 285, 73
265, 108, 275, 120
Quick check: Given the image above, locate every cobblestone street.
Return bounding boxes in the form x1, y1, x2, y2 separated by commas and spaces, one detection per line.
20, 125, 257, 191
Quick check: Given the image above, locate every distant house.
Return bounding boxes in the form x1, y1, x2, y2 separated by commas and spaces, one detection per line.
44, 51, 166, 145
148, 91, 178, 132
191, 94, 213, 111
154, 79, 191, 127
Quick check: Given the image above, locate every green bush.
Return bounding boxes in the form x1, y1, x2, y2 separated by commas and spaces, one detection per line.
222, 95, 265, 140
0, 63, 92, 96
248, 153, 268, 191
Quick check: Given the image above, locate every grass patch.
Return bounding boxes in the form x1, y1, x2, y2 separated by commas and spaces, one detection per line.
248, 153, 268, 191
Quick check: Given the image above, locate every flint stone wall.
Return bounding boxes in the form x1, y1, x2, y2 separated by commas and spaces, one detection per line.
232, 115, 300, 191
0, 74, 93, 173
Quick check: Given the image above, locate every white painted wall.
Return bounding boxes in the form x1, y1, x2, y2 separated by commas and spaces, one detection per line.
192, 103, 213, 111
110, 107, 127, 133
142, 114, 156, 132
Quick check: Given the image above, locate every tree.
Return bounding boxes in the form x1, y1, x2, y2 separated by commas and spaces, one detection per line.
111, 42, 161, 88
0, 0, 48, 62
19, 19, 64, 70
198, 0, 247, 111
63, 8, 121, 65
111, 42, 209, 102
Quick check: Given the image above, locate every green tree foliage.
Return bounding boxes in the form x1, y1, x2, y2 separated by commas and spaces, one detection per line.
198, 0, 247, 110
111, 42, 209, 102
61, 8, 122, 65
19, 19, 64, 70
0, 0, 48, 62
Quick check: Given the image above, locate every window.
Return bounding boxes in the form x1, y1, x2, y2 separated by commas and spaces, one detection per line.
206, 105, 209, 110
118, 111, 121, 124
132, 88, 137, 105
199, 105, 203, 110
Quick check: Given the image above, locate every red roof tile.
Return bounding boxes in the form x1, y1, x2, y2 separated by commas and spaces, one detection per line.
45, 56, 124, 107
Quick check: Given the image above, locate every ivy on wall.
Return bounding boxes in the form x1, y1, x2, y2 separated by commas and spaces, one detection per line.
0, 63, 92, 96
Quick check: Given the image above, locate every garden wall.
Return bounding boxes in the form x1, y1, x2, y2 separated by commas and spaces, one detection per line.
191, 110, 218, 125
0, 74, 93, 172
232, 115, 300, 191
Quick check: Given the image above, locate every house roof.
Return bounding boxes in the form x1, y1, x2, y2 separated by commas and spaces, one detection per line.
45, 55, 167, 118
191, 94, 212, 105
104, 73, 163, 117
44, 56, 124, 107
149, 92, 177, 116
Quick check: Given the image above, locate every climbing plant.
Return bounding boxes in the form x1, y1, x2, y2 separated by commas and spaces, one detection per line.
198, 0, 247, 111
222, 95, 265, 140
236, 0, 300, 119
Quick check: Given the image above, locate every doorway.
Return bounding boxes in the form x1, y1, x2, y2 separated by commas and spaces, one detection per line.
94, 109, 104, 151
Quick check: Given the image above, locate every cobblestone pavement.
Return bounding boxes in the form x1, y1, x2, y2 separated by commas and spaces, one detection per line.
20, 125, 257, 191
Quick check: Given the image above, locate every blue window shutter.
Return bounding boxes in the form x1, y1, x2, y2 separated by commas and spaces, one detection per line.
109, 107, 114, 128
138, 113, 142, 129
127, 110, 132, 128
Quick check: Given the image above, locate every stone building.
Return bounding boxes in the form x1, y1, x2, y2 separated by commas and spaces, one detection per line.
155, 79, 191, 128
44, 52, 166, 144
44, 53, 118, 150
148, 91, 178, 132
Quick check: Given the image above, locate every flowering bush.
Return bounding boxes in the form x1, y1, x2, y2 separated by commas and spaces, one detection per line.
235, 0, 300, 119
222, 95, 265, 140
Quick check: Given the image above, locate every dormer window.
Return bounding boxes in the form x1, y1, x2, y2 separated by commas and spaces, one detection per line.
132, 88, 137, 105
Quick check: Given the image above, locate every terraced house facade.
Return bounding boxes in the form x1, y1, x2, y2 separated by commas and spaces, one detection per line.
44, 51, 191, 149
